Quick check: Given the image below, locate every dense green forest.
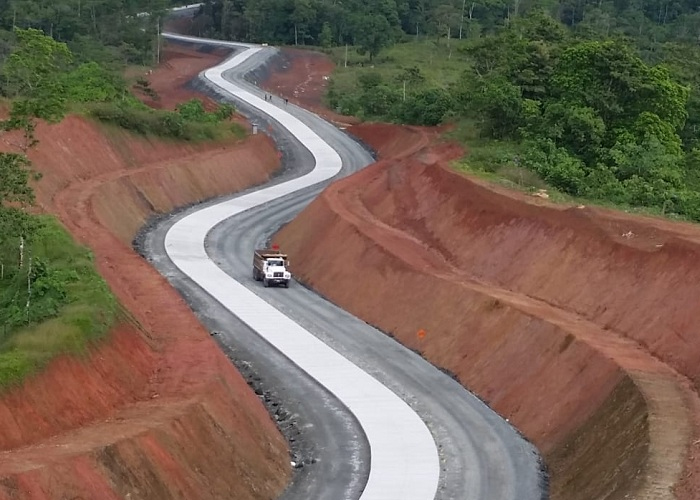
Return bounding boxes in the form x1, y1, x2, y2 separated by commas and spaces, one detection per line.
193, 0, 700, 220
0, 0, 169, 66
190, 0, 700, 52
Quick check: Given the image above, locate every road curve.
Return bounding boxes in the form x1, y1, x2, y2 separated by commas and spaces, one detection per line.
144, 30, 545, 500
163, 35, 440, 500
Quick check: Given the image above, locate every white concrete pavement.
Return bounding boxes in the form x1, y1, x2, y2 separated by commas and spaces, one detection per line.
162, 38, 441, 500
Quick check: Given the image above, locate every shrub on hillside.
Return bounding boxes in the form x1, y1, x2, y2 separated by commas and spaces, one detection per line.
88, 100, 241, 141
396, 88, 454, 126
60, 62, 128, 103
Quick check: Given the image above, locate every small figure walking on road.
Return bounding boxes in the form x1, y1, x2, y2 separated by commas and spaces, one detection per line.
285, 98, 288, 106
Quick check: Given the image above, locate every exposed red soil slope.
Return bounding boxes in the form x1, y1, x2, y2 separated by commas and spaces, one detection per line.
275, 122, 700, 499
260, 47, 360, 128
0, 47, 289, 498
131, 42, 231, 112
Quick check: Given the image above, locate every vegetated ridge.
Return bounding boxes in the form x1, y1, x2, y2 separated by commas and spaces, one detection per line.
184, 0, 700, 226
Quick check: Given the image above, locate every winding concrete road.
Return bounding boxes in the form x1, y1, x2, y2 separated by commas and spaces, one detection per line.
141, 31, 545, 500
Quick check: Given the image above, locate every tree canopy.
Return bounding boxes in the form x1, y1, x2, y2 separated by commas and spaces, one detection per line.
2, 0, 700, 221
190, 0, 700, 52
207, 0, 697, 221
0, 0, 168, 66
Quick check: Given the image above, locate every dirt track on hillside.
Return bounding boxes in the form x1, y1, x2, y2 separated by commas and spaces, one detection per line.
259, 47, 360, 128
0, 46, 289, 499
128, 43, 228, 111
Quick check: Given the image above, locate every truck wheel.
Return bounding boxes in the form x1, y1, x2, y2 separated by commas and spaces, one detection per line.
253, 269, 258, 280
263, 278, 269, 288
284, 281, 290, 288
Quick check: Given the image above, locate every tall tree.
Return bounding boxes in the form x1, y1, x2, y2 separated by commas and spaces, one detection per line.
355, 13, 392, 61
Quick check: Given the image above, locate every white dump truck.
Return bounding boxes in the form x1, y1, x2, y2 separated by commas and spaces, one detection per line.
253, 247, 292, 288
